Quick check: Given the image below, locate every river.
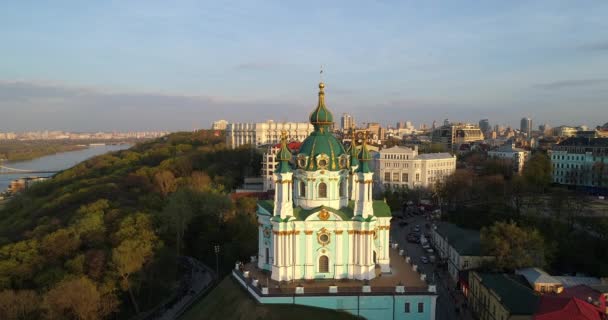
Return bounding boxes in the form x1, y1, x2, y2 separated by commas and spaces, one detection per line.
0, 144, 131, 192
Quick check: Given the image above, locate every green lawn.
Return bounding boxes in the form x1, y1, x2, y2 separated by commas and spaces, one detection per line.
179, 276, 361, 320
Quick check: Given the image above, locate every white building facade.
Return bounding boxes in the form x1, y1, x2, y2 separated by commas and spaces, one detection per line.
226, 121, 313, 148
374, 146, 456, 190
257, 82, 392, 282
487, 144, 531, 173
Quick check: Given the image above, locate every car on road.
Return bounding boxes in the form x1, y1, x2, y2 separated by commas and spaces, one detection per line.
421, 256, 429, 264
426, 248, 434, 254
422, 243, 430, 249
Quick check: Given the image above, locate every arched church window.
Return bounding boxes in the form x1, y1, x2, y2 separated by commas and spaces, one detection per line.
319, 255, 329, 273
300, 181, 306, 197
339, 180, 345, 197
318, 182, 327, 198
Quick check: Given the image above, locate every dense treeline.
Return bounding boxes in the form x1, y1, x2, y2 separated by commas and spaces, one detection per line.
0, 131, 261, 319
0, 140, 87, 161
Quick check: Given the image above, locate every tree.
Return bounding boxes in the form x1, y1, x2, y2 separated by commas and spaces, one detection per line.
481, 221, 546, 271
40, 228, 81, 262
0, 289, 40, 320
153, 170, 177, 197
161, 189, 195, 255
523, 153, 552, 192
43, 276, 114, 320
111, 213, 158, 315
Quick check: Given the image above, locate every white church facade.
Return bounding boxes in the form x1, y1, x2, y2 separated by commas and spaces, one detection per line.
256, 82, 392, 281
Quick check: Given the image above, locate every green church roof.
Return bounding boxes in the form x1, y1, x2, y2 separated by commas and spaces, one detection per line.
275, 131, 293, 173
356, 139, 372, 173
309, 82, 333, 125
299, 82, 346, 171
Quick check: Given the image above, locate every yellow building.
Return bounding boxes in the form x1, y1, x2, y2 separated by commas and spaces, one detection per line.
468, 272, 540, 320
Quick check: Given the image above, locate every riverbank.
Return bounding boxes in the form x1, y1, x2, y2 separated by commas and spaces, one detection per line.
0, 140, 134, 162
0, 144, 132, 192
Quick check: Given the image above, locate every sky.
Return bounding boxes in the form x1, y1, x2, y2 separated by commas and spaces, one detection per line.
1, 0, 607, 132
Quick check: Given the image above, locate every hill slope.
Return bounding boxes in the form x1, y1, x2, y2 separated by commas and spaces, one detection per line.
180, 276, 360, 320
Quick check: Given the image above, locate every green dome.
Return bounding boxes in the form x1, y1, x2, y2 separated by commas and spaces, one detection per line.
309, 82, 334, 126
298, 131, 346, 171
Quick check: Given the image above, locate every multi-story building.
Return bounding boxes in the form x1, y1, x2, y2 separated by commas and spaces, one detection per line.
226, 121, 313, 149
521, 117, 532, 137
374, 146, 456, 190
549, 137, 608, 188
431, 123, 484, 151
468, 272, 540, 320
340, 113, 355, 130
365, 122, 385, 142
552, 126, 578, 137
212, 119, 228, 130
431, 223, 494, 285
479, 119, 490, 135
260, 141, 302, 192
487, 143, 531, 173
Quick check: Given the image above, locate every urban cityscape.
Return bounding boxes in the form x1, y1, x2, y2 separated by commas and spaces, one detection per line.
1, 1, 608, 320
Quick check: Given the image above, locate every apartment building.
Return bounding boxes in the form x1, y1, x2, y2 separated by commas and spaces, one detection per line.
549, 137, 608, 188
226, 121, 313, 148
374, 146, 456, 190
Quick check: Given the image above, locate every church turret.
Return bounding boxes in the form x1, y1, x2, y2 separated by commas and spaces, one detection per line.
348, 130, 359, 201
273, 131, 293, 218
353, 134, 374, 218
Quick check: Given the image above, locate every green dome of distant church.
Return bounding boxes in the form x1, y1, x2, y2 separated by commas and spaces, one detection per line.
298, 82, 347, 171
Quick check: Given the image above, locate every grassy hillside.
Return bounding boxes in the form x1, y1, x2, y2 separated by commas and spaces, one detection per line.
180, 277, 360, 320
0, 131, 262, 319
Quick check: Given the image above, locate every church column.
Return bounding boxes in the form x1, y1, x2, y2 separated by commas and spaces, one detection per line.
335, 230, 343, 279
258, 224, 264, 269
305, 230, 313, 279
348, 230, 354, 278
271, 230, 280, 281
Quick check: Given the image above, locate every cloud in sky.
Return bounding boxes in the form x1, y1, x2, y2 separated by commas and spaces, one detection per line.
0, 81, 310, 132
532, 79, 608, 90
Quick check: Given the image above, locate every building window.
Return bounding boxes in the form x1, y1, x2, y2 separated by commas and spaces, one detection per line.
265, 248, 269, 264
318, 182, 327, 198
318, 255, 329, 273
339, 180, 345, 197
393, 172, 400, 182
402, 173, 408, 182
404, 302, 410, 313
300, 181, 306, 197
418, 302, 423, 313
384, 172, 391, 182
416, 173, 420, 182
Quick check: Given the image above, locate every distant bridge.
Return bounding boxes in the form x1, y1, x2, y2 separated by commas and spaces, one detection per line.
0, 165, 58, 175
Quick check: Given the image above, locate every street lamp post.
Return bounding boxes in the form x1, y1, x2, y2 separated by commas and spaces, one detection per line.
214, 245, 220, 279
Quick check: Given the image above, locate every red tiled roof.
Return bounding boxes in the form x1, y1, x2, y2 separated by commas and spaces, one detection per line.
534, 296, 603, 320
273, 141, 302, 151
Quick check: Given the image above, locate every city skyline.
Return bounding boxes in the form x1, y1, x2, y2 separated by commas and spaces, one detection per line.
1, 1, 608, 131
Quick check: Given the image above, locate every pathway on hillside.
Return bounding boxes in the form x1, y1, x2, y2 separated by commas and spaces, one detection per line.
146, 257, 215, 320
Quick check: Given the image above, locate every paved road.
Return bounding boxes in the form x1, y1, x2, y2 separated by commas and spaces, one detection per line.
391, 213, 473, 320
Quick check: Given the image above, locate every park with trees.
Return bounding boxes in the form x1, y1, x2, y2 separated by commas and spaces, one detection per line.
0, 130, 261, 319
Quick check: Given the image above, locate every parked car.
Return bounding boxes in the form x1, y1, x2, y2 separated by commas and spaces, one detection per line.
421, 256, 429, 264
429, 255, 436, 263
426, 248, 434, 254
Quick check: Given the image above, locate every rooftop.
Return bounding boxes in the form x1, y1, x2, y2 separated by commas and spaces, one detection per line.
516, 268, 561, 286
476, 272, 541, 315
557, 137, 608, 147
434, 222, 483, 256
258, 200, 392, 220
416, 153, 454, 160
535, 296, 603, 320
239, 245, 431, 295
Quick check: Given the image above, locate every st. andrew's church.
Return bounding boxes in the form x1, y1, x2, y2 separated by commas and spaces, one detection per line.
257, 82, 392, 281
